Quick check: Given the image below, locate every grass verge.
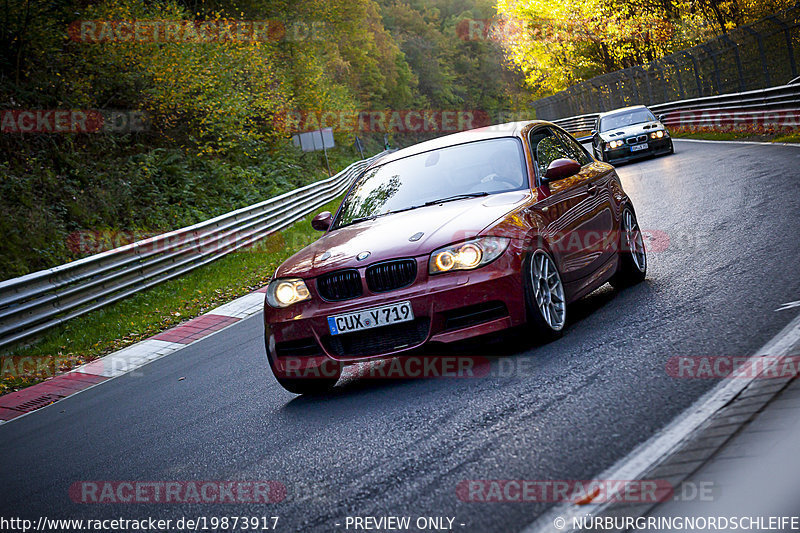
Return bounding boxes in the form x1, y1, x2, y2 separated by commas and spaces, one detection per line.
0, 196, 342, 396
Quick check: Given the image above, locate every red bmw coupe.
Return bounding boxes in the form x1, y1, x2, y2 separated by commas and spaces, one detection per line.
264, 121, 647, 393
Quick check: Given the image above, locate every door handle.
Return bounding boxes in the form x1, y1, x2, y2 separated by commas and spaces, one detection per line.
586, 183, 597, 196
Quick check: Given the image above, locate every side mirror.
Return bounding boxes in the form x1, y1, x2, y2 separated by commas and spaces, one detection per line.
590, 130, 597, 136
658, 114, 665, 122
311, 211, 332, 231
544, 158, 582, 183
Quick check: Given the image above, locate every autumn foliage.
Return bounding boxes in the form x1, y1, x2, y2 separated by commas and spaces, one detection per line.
0, 0, 527, 279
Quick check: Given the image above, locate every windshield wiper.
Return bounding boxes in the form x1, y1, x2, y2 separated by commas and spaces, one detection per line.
345, 204, 425, 227
347, 215, 380, 225
423, 192, 489, 206
341, 193, 488, 228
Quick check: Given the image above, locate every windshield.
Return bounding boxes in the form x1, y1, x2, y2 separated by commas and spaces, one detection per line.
599, 109, 656, 132
333, 138, 527, 228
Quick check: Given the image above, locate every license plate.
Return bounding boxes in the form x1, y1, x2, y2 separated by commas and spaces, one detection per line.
328, 301, 414, 335
631, 143, 649, 152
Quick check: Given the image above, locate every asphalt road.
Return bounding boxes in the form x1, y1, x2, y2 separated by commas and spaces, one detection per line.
2, 140, 800, 532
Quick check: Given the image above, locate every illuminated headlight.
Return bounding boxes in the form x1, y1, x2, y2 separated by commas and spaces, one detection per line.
266, 278, 311, 308
608, 140, 624, 149
429, 237, 510, 274
650, 130, 665, 139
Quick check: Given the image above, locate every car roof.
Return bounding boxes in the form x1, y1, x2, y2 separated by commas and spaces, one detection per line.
598, 105, 650, 118
369, 120, 551, 167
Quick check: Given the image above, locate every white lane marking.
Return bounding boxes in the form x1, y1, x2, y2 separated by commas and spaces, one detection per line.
673, 138, 800, 148
523, 310, 800, 533
775, 300, 800, 312
212, 291, 265, 318
73, 339, 181, 377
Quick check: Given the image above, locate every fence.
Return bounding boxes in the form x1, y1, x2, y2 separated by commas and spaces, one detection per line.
550, 83, 800, 138
533, 3, 800, 121
0, 151, 388, 352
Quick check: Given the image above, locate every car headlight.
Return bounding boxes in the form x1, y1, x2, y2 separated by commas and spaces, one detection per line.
429, 237, 510, 275
650, 130, 665, 139
266, 278, 311, 308
608, 140, 624, 149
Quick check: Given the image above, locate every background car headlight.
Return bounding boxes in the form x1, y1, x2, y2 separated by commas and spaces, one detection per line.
650, 130, 665, 139
429, 237, 510, 274
608, 140, 624, 149
266, 278, 311, 308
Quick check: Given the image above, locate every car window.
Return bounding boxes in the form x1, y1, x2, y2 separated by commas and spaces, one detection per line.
599, 109, 656, 131
555, 130, 592, 166
529, 128, 574, 177
333, 137, 527, 228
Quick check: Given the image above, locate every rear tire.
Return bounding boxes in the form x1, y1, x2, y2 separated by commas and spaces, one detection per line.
523, 250, 567, 342
610, 207, 647, 289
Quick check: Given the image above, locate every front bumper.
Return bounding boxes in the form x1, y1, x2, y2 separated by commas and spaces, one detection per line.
604, 137, 672, 164
264, 247, 527, 368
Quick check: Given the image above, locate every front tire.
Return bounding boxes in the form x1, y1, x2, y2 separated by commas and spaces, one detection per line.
523, 250, 567, 341
274, 373, 340, 395
610, 207, 647, 288
266, 340, 341, 394
595, 146, 606, 162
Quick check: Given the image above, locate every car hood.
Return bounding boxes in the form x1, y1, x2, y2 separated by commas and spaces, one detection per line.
599, 121, 663, 142
275, 190, 530, 278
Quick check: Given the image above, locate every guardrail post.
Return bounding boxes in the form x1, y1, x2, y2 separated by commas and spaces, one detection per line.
681, 51, 704, 98
741, 26, 771, 87
642, 66, 653, 104
627, 67, 641, 104
720, 34, 745, 92
701, 43, 723, 94
580, 84, 589, 115
663, 58, 685, 100
768, 15, 797, 78
651, 64, 668, 103
588, 82, 601, 113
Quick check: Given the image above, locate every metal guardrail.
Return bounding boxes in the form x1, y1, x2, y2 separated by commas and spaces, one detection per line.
552, 83, 800, 137
4, 78, 796, 352
0, 151, 389, 352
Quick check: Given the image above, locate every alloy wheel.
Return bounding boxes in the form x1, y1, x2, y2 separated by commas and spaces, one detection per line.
623, 209, 646, 273
530, 251, 566, 331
